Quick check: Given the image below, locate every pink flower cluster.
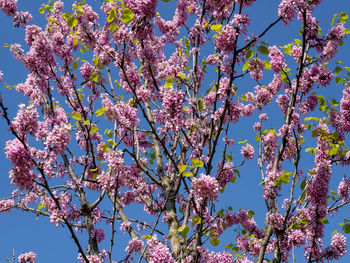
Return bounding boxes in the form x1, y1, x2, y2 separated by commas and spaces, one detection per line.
91, 228, 105, 243
155, 86, 185, 133
216, 161, 234, 188
18, 252, 36, 263
6, 139, 36, 190
125, 237, 144, 254
337, 177, 350, 201
278, 0, 297, 25
268, 46, 286, 73
0, 199, 15, 213
323, 233, 347, 261
223, 210, 265, 238
241, 143, 254, 160
215, 25, 236, 53
249, 59, 264, 81
11, 104, 38, 138
191, 174, 219, 201
147, 236, 175, 263
198, 246, 234, 263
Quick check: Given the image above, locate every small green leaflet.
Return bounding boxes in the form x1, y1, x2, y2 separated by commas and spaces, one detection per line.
343, 224, 350, 234
192, 215, 202, 224
191, 158, 204, 167
67, 16, 78, 28
245, 49, 254, 60
95, 107, 107, 117
178, 224, 190, 237
210, 24, 222, 33
107, 9, 116, 23
165, 78, 174, 88
258, 45, 269, 55
210, 236, 220, 246
90, 125, 98, 134
122, 8, 134, 24
72, 111, 82, 121
178, 163, 187, 175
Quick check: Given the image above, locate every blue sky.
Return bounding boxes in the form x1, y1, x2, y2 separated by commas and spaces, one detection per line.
0, 0, 350, 262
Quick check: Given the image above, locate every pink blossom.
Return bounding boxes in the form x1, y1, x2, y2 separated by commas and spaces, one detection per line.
147, 236, 176, 263
191, 174, 219, 201
91, 228, 105, 243
18, 252, 36, 263
337, 177, 350, 201
0, 199, 15, 213
215, 25, 236, 53
125, 237, 144, 254
268, 46, 286, 73
278, 0, 297, 25
241, 143, 254, 160
323, 233, 347, 261
267, 212, 284, 230
11, 104, 38, 137
249, 58, 264, 81
0, 0, 17, 17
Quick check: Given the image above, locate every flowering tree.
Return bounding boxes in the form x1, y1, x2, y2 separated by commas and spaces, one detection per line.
0, 0, 350, 262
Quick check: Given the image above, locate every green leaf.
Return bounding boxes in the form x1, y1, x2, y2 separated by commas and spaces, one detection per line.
237, 140, 247, 144
248, 210, 255, 218
321, 218, 329, 224
38, 202, 44, 210
336, 75, 341, 85
340, 12, 349, 23
343, 224, 350, 234
330, 190, 338, 196
183, 171, 193, 177
107, 9, 116, 23
83, 120, 90, 125
142, 234, 152, 240
242, 61, 250, 72
109, 23, 117, 32
282, 44, 292, 55
345, 28, 350, 35
90, 72, 99, 82
327, 145, 339, 156
178, 224, 190, 237
311, 129, 318, 138
331, 13, 338, 25
279, 174, 290, 184
73, 61, 78, 70
192, 215, 202, 225
191, 158, 204, 167
178, 163, 187, 174
80, 46, 87, 54
72, 111, 82, 121
90, 126, 98, 134
245, 49, 254, 60
300, 179, 306, 190
73, 37, 79, 46
210, 24, 222, 33
294, 39, 302, 46
165, 78, 174, 88
67, 16, 78, 28
100, 144, 108, 152
210, 236, 220, 247
39, 7, 45, 14
258, 45, 269, 55
122, 8, 134, 23
262, 60, 271, 70
95, 107, 107, 117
